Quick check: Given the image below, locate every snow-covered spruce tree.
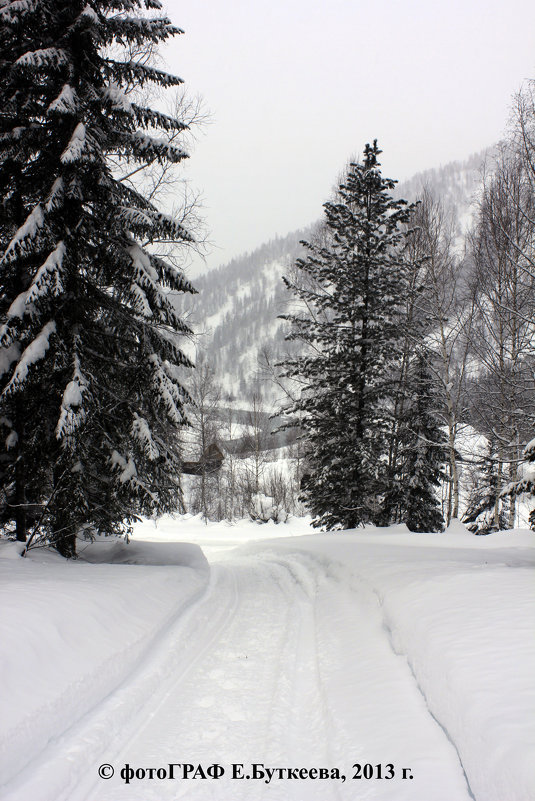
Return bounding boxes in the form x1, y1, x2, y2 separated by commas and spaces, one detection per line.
463, 438, 508, 533
395, 349, 447, 532
0, 0, 196, 556
279, 142, 417, 529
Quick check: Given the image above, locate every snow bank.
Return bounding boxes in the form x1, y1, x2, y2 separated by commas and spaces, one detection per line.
132, 511, 312, 553
0, 538, 209, 787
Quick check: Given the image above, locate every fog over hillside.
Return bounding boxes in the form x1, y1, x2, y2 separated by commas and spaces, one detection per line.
178, 149, 491, 401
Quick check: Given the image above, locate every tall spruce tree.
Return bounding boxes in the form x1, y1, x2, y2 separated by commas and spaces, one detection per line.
280, 142, 417, 529
0, 0, 196, 555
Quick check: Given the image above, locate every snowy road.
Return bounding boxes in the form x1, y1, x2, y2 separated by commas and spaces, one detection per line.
2, 543, 479, 801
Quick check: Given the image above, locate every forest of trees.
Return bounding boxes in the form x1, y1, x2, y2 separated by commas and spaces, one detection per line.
184, 94, 535, 534
278, 94, 534, 533
0, 0, 533, 553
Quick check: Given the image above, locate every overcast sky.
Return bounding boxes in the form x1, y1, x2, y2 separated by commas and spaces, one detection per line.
161, 0, 535, 275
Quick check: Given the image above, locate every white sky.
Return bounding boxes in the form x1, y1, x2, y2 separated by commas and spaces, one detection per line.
161, 0, 535, 275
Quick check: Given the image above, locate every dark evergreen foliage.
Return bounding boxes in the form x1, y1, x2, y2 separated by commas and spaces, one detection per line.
0, 0, 195, 555
279, 142, 417, 529
462, 438, 507, 534
397, 350, 447, 532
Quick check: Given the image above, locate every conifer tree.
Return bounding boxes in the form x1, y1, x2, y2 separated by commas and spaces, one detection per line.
280, 142, 417, 529
463, 438, 508, 533
0, 0, 196, 555
398, 350, 447, 532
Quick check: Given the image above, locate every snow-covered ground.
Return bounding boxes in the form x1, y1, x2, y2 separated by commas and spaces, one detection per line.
1, 516, 533, 801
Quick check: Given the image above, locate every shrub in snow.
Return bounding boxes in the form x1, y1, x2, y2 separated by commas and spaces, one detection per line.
249, 493, 288, 524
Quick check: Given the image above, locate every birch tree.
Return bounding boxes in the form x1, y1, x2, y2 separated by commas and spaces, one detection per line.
407, 190, 475, 523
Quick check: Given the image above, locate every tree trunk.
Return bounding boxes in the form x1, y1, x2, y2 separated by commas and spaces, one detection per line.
53, 524, 77, 558
14, 456, 27, 543
14, 405, 27, 542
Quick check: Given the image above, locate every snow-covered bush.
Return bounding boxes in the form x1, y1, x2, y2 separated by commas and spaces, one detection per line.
249, 493, 288, 524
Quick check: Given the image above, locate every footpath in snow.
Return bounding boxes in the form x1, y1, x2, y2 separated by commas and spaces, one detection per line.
0, 515, 534, 801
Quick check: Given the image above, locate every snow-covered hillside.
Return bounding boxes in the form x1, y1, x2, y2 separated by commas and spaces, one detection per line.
1, 517, 533, 801
395, 149, 492, 236
178, 229, 308, 399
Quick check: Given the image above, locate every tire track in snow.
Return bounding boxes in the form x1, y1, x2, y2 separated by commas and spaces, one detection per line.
292, 550, 475, 800
3, 549, 479, 801
46, 557, 299, 801
252, 554, 344, 801
69, 555, 346, 801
